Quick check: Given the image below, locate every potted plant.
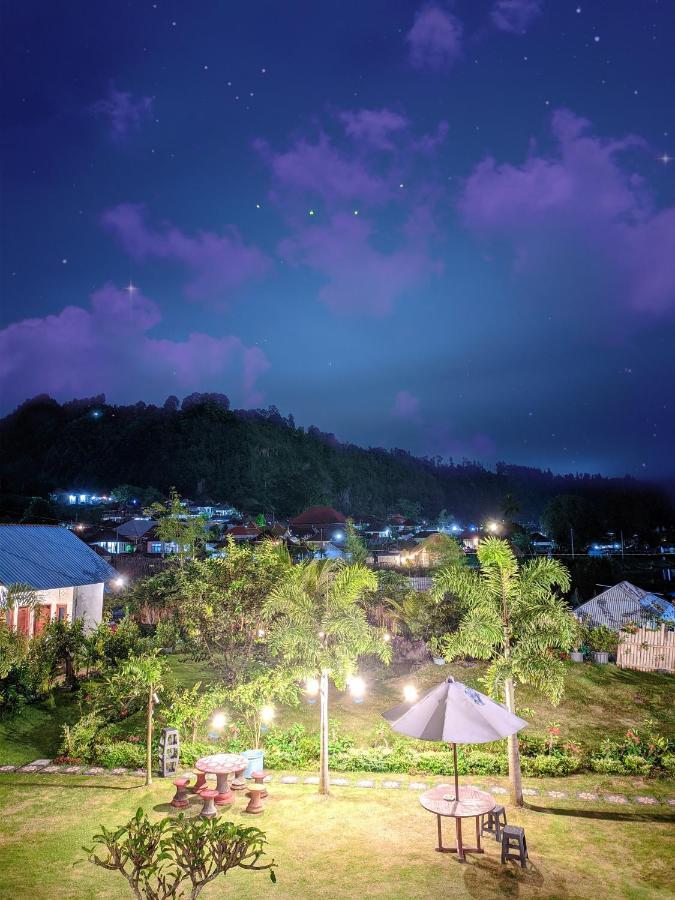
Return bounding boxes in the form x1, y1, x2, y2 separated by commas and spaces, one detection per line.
587, 625, 617, 664
570, 624, 588, 662
427, 637, 446, 666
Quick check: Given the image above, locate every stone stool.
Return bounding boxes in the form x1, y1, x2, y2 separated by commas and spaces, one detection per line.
200, 789, 219, 819
250, 770, 271, 799
170, 777, 191, 809
243, 786, 266, 815
481, 805, 507, 841
231, 765, 248, 791
501, 825, 528, 867
188, 772, 208, 794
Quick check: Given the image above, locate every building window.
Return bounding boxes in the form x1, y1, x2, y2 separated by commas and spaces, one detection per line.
56, 605, 67, 621
151, 542, 163, 553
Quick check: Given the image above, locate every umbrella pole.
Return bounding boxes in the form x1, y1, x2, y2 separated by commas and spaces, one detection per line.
452, 743, 459, 801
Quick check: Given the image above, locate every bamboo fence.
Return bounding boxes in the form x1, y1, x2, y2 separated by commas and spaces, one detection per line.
617, 625, 674, 673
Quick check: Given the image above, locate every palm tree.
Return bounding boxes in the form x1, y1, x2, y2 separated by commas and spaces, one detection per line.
264, 560, 391, 795
433, 537, 577, 807
116, 653, 165, 785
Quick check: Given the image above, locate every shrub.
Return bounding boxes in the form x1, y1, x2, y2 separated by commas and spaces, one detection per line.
154, 620, 182, 652
61, 712, 106, 761
660, 754, 675, 777
97, 741, 146, 769
86, 808, 275, 898
621, 754, 652, 776
179, 741, 222, 767
523, 753, 581, 777
590, 756, 627, 775
463, 750, 509, 775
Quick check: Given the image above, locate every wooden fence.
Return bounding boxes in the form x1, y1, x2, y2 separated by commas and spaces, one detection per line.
617, 625, 675, 673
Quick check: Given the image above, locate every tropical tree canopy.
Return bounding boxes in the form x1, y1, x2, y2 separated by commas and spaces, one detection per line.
263, 560, 390, 688
433, 537, 577, 705
176, 539, 291, 683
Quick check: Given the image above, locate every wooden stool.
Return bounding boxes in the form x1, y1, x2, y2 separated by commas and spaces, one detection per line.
231, 765, 248, 791
243, 786, 265, 815
481, 805, 507, 841
200, 789, 219, 819
250, 769, 271, 799
170, 777, 191, 809
501, 825, 528, 867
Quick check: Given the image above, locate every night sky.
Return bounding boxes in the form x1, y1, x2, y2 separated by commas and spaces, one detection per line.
1, 1, 674, 477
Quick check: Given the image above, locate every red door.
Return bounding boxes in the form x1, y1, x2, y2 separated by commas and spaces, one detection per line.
6, 606, 15, 629
33, 604, 51, 636
17, 606, 30, 636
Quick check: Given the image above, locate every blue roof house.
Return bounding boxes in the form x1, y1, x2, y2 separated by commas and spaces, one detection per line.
573, 581, 675, 631
0, 525, 119, 636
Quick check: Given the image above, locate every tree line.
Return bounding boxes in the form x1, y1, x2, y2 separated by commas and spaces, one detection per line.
1, 393, 672, 529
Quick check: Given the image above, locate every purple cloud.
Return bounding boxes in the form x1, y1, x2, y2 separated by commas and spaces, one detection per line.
459, 109, 675, 315
491, 0, 543, 34
91, 85, 153, 139
407, 4, 463, 71
392, 390, 421, 418
279, 212, 441, 315
258, 113, 446, 315
254, 135, 388, 206
0, 285, 269, 410
101, 204, 270, 304
339, 108, 409, 151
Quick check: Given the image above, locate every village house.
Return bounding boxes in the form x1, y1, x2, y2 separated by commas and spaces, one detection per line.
0, 525, 120, 635
574, 581, 675, 631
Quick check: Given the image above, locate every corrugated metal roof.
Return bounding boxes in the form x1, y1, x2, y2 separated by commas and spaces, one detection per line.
0, 525, 119, 590
117, 518, 157, 539
574, 581, 675, 630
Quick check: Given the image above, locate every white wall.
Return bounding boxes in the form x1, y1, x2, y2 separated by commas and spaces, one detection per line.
72, 583, 104, 633
7, 583, 103, 635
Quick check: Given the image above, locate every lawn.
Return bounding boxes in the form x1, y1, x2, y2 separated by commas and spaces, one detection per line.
0, 772, 673, 899
165, 655, 674, 749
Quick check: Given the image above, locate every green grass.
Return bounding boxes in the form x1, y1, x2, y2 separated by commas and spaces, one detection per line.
0, 690, 81, 765
1, 656, 672, 767
263, 658, 675, 749
0, 772, 673, 899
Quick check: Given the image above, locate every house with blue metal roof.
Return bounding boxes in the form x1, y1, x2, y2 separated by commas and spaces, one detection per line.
573, 580, 675, 631
0, 525, 119, 636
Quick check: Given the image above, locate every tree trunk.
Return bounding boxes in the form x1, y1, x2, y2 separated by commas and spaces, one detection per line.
319, 670, 329, 796
504, 677, 523, 807
146, 686, 153, 786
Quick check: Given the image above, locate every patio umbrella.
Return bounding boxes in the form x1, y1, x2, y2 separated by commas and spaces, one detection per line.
383, 677, 527, 801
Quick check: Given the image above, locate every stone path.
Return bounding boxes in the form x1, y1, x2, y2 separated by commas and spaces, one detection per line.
1, 759, 673, 808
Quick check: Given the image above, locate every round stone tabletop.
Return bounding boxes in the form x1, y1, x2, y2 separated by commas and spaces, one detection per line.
194, 753, 249, 775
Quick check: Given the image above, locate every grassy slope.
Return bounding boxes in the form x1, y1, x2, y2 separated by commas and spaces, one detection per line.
0, 690, 81, 765
0, 773, 673, 899
234, 658, 675, 748
1, 656, 672, 766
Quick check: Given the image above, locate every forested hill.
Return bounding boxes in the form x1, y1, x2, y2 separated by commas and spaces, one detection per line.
0, 394, 671, 526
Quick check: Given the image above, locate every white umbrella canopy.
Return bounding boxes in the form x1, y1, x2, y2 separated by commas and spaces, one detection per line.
383, 677, 528, 744
383, 677, 528, 800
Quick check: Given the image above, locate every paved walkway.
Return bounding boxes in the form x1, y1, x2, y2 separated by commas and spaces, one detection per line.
1, 759, 673, 807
